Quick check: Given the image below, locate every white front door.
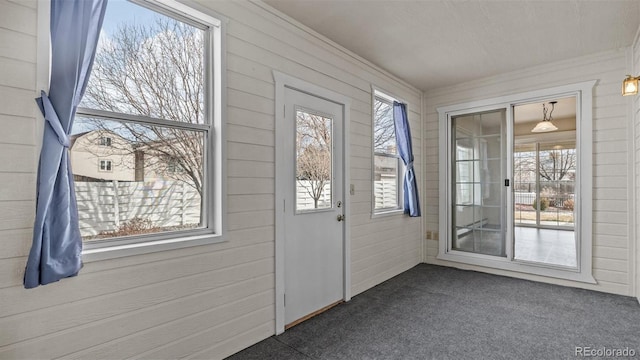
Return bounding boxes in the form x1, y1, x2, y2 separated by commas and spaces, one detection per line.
283, 87, 344, 326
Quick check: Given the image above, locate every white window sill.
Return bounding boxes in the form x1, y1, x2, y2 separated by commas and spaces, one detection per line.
372, 208, 405, 219
82, 233, 224, 262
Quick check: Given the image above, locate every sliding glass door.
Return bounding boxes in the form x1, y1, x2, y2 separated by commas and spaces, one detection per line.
446, 98, 577, 268
451, 109, 507, 257
512, 97, 577, 267
438, 82, 595, 282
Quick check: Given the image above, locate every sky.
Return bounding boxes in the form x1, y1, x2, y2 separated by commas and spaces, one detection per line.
74, 1, 165, 135
100, 0, 159, 36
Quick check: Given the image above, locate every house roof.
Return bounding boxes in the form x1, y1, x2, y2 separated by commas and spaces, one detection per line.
69, 131, 90, 149
263, 0, 640, 92
69, 129, 131, 150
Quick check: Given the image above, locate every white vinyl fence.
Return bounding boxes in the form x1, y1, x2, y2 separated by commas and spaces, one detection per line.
296, 181, 332, 210
296, 179, 398, 210
75, 180, 201, 237
78, 179, 398, 236
375, 179, 398, 209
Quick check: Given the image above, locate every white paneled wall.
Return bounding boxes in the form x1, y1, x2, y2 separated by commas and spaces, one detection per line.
0, 0, 38, 286
423, 48, 635, 296
0, 0, 422, 359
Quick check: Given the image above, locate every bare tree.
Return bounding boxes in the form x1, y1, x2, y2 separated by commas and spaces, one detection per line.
296, 112, 331, 208
539, 149, 576, 182
513, 149, 537, 192
373, 100, 395, 153
80, 18, 205, 195
514, 148, 576, 183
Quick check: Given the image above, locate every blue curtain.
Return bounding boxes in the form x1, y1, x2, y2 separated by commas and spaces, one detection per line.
24, 0, 108, 288
393, 101, 421, 217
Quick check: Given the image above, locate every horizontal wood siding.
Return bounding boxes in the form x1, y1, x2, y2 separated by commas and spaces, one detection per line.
423, 48, 634, 296
0, 0, 38, 302
0, 0, 422, 359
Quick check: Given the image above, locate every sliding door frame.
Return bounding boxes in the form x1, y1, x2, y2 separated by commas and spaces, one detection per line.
437, 81, 597, 284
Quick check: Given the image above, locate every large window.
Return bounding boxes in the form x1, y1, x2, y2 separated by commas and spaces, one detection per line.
71, 0, 222, 253
373, 90, 403, 213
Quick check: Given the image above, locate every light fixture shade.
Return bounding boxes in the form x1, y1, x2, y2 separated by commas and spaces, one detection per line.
622, 76, 639, 96
531, 120, 558, 133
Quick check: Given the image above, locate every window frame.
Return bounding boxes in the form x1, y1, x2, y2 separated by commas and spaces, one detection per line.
98, 159, 113, 172
455, 143, 475, 205
37, 0, 227, 261
371, 87, 405, 216
99, 136, 112, 146
294, 106, 335, 214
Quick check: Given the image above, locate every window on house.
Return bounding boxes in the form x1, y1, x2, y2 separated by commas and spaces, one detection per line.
373, 90, 403, 213
99, 136, 112, 146
70, 0, 223, 251
99, 159, 113, 172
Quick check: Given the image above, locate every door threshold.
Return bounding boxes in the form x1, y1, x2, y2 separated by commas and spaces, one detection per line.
285, 300, 343, 330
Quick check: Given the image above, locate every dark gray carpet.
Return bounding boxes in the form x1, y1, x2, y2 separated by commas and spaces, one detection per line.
227, 264, 640, 359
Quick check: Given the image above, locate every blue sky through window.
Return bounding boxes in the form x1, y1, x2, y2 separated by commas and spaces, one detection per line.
100, 0, 159, 36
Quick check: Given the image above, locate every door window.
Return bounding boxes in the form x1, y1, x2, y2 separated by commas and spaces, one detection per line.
295, 109, 333, 212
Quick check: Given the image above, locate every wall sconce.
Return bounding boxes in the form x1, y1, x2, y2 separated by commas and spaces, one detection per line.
622, 75, 639, 96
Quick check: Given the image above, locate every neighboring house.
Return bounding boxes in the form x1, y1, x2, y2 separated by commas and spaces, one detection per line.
69, 130, 197, 186
69, 130, 136, 182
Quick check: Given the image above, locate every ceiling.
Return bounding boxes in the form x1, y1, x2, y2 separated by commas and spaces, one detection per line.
514, 96, 575, 124
263, 0, 640, 92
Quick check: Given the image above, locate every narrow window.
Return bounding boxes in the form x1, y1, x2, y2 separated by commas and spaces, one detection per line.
373, 90, 403, 213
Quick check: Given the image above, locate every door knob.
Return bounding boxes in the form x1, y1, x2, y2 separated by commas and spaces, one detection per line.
337, 214, 345, 222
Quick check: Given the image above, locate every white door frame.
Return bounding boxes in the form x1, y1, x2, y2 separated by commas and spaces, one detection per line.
273, 71, 352, 335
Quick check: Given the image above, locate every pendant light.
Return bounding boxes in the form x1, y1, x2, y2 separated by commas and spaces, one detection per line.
531, 101, 558, 133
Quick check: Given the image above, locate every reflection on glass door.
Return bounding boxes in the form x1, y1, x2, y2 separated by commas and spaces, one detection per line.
451, 109, 506, 257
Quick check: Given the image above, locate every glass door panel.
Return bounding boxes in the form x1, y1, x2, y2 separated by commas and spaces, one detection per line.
514, 143, 537, 226
451, 109, 506, 257
513, 97, 577, 268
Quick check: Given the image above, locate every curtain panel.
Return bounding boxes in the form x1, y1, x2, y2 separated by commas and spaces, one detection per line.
24, 0, 108, 288
393, 101, 421, 217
